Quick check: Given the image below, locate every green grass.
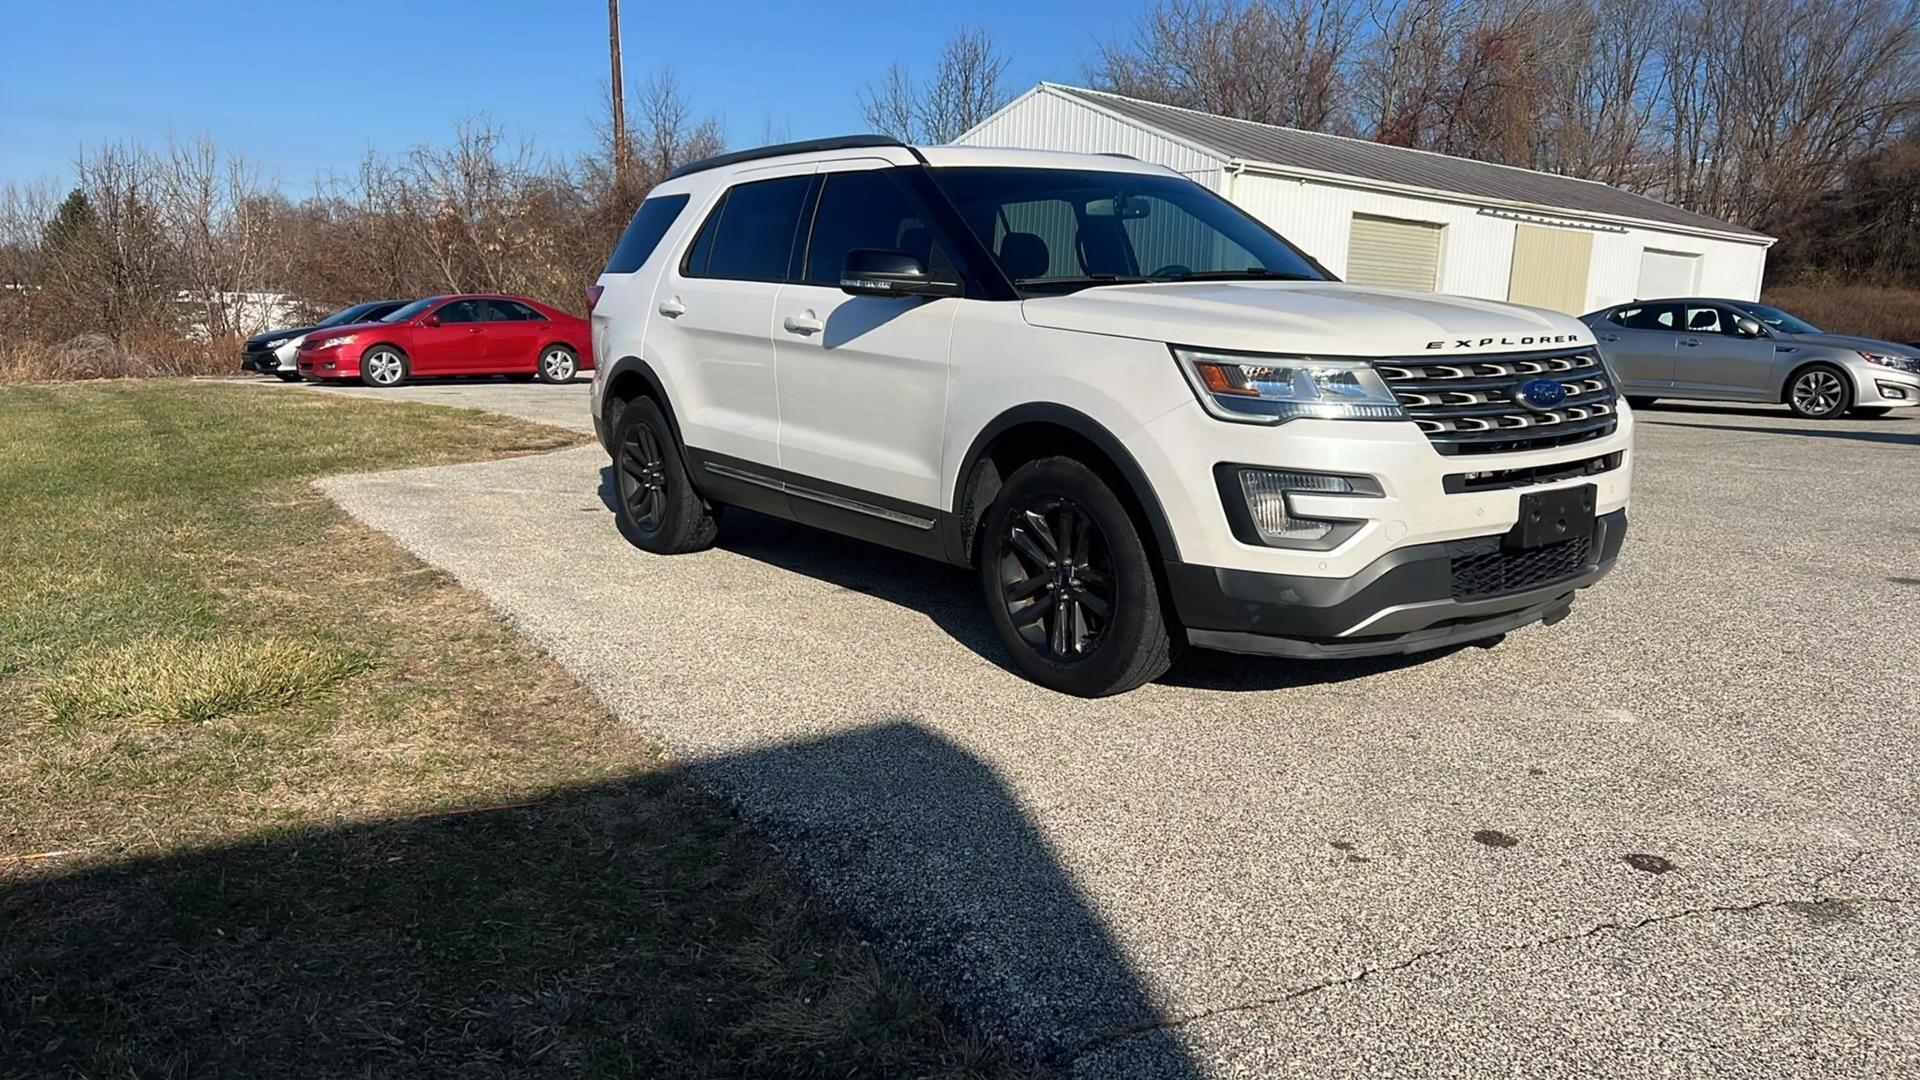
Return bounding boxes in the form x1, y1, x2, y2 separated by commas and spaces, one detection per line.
0, 380, 1026, 1079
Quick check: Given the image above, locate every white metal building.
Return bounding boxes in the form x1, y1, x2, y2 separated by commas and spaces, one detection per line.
957, 84, 1773, 314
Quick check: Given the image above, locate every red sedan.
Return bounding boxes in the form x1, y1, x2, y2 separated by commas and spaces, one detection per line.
297, 294, 593, 387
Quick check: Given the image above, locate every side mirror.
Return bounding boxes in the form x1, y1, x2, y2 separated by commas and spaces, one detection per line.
421, 315, 441, 328
1733, 316, 1763, 338
840, 248, 960, 299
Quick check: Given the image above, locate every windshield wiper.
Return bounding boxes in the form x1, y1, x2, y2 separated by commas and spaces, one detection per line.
1167, 268, 1316, 282
1014, 274, 1155, 290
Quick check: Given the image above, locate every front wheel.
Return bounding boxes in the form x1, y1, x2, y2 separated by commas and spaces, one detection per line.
537, 345, 578, 384
275, 372, 303, 383
1786, 365, 1851, 419
359, 346, 409, 388
978, 456, 1175, 697
611, 395, 721, 554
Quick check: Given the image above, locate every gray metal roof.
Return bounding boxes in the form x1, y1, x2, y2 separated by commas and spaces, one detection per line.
1051, 85, 1769, 241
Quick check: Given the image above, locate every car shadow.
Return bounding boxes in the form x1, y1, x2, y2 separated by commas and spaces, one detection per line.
1643, 420, 1920, 447
599, 465, 1455, 693
1, 721, 1200, 1077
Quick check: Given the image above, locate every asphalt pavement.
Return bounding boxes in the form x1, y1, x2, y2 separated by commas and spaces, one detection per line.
316, 391, 1920, 1078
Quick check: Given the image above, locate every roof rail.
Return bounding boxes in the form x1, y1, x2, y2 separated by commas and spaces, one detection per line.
667, 135, 912, 180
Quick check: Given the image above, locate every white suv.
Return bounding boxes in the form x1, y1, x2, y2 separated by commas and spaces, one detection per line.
590, 137, 1633, 696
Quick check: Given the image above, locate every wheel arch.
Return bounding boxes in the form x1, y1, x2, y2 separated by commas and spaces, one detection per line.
599, 355, 683, 454
950, 403, 1180, 567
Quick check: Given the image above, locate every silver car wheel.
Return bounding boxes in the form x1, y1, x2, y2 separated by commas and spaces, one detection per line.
1790, 370, 1844, 417
366, 350, 403, 386
542, 348, 576, 382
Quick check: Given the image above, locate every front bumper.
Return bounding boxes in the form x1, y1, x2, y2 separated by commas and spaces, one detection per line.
1858, 367, 1920, 407
1168, 509, 1627, 659
297, 350, 356, 379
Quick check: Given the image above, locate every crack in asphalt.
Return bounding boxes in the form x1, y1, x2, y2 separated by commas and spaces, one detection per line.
1069, 890, 1909, 1066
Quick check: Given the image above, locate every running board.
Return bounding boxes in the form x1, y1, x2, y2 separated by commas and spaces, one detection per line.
702, 462, 937, 531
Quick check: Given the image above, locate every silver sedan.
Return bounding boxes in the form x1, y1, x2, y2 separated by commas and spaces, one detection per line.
1581, 298, 1920, 419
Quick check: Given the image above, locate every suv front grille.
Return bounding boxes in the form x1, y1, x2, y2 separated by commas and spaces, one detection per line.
1375, 350, 1618, 456
1447, 534, 1592, 599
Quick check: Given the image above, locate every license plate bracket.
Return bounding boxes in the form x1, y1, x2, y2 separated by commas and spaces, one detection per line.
1509, 484, 1597, 549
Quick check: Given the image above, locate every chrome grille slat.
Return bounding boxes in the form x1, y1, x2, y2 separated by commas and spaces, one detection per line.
1375, 348, 1619, 456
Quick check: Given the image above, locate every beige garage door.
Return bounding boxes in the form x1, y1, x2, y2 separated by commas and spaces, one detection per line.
1507, 224, 1594, 313
1346, 214, 1442, 291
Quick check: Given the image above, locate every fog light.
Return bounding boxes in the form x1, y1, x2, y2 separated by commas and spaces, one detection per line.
1240, 470, 1351, 543
1879, 381, 1909, 400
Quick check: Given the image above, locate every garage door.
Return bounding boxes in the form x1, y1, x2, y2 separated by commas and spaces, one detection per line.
1637, 248, 1700, 299
1507, 224, 1594, 314
1346, 214, 1442, 291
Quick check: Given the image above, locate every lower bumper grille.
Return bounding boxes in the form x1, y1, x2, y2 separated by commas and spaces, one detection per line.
1447, 535, 1592, 599
1375, 349, 1619, 456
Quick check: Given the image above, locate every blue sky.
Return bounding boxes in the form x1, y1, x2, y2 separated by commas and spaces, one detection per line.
0, 0, 1135, 192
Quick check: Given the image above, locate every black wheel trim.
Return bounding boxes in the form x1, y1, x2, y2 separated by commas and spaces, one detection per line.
998, 496, 1116, 662
618, 421, 670, 531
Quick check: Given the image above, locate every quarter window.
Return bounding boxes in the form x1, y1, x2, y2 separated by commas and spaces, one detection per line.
803, 169, 947, 285
686, 175, 812, 282
605, 194, 690, 275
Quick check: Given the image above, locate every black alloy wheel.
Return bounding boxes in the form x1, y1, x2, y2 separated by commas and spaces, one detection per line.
618, 420, 671, 534
999, 497, 1115, 661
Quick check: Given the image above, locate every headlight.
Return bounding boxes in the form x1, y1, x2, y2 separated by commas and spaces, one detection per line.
309, 333, 360, 350
286, 333, 308, 349
1860, 351, 1919, 373
1173, 346, 1406, 424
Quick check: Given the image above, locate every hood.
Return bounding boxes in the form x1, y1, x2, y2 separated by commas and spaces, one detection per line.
245, 324, 320, 348
1020, 281, 1592, 358
300, 320, 394, 343
1779, 331, 1919, 358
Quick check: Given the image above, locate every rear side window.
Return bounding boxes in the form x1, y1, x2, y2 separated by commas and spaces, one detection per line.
487, 299, 546, 322
1612, 304, 1680, 331
605, 194, 689, 274
685, 175, 812, 282
803, 169, 947, 285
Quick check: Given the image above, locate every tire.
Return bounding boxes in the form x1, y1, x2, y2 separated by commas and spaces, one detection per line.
978, 456, 1176, 697
359, 346, 409, 388
1625, 395, 1657, 409
611, 395, 721, 554
1849, 407, 1893, 419
537, 345, 578, 384
275, 372, 303, 383
1786, 364, 1852, 419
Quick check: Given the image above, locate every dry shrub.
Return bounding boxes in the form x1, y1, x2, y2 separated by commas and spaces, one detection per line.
1762, 283, 1920, 345
0, 331, 237, 382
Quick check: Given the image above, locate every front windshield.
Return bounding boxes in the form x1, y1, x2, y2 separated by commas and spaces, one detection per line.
928, 167, 1328, 292
382, 299, 439, 323
1733, 302, 1820, 335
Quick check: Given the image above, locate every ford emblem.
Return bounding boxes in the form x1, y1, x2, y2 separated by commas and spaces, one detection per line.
1517, 378, 1567, 411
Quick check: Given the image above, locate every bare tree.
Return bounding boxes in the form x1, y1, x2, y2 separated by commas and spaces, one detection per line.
855, 25, 1011, 143
155, 137, 293, 338
1089, 0, 1365, 131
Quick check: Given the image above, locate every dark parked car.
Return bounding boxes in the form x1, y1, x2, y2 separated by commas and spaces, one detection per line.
242, 301, 408, 381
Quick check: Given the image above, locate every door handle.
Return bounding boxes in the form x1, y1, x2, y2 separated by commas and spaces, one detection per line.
1680, 338, 1701, 346
467, 327, 484, 333
782, 312, 824, 336
1600, 333, 1619, 341
657, 297, 686, 318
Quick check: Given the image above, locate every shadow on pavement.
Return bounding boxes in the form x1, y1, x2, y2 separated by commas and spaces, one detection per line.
1, 722, 1199, 1077
597, 467, 1438, 694
1642, 420, 1920, 446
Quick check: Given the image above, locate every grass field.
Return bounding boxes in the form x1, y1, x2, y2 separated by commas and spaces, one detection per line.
0, 381, 1024, 1078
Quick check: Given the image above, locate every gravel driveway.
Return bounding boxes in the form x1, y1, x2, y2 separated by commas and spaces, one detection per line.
318, 399, 1920, 1078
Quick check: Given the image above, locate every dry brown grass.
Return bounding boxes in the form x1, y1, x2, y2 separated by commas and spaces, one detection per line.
1761, 282, 1920, 344
0, 329, 238, 382
0, 380, 1029, 1079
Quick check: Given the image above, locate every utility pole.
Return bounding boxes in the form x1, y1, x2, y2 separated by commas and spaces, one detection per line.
608, 0, 628, 193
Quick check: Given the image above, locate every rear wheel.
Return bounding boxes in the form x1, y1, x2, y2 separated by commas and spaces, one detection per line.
537, 345, 578, 384
979, 456, 1175, 697
359, 346, 408, 388
1625, 395, 1657, 409
611, 395, 720, 554
1786, 364, 1851, 419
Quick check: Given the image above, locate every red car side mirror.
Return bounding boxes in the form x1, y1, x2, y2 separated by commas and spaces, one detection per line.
421, 315, 441, 328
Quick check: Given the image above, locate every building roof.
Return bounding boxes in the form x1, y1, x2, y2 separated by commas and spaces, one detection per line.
1045, 84, 1769, 241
